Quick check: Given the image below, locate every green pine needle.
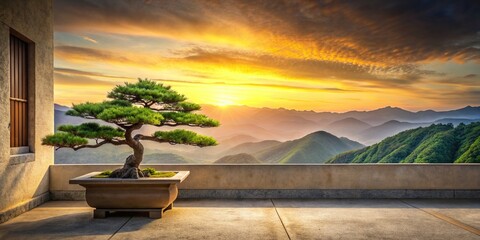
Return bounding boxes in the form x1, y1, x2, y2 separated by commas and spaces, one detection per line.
42, 132, 88, 147
153, 129, 217, 146
58, 122, 124, 140
98, 106, 164, 125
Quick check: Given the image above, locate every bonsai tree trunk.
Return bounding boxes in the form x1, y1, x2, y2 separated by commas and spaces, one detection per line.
110, 125, 147, 179
110, 146, 145, 179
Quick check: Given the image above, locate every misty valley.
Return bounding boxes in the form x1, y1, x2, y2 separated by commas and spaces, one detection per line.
53, 104, 480, 164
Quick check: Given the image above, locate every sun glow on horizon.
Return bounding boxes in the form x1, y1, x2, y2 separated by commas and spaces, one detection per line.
206, 89, 240, 107
215, 99, 236, 107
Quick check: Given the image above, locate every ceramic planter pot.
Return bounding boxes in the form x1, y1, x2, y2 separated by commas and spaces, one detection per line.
70, 171, 190, 218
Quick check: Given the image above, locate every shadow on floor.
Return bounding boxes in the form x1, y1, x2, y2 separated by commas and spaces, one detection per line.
0, 211, 134, 239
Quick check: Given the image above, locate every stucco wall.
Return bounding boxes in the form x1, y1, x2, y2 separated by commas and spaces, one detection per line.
0, 0, 54, 214
50, 164, 480, 195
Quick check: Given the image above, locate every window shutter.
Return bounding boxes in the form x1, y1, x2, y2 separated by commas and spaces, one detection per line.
10, 35, 29, 148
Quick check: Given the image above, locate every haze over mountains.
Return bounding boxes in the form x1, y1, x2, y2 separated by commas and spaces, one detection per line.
54, 104, 480, 164
198, 105, 480, 144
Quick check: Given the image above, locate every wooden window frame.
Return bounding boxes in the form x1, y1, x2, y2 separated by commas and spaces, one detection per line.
9, 29, 35, 155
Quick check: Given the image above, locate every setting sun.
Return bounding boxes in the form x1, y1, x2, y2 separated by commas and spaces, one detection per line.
212, 91, 238, 107
215, 98, 235, 107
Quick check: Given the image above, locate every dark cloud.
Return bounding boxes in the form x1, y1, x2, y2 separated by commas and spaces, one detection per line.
464, 74, 477, 78
54, 72, 117, 86
55, 46, 133, 63
433, 74, 480, 86
54, 0, 480, 66
421, 88, 480, 106
55, 67, 132, 80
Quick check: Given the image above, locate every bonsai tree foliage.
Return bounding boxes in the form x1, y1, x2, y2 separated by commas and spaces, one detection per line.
43, 79, 219, 178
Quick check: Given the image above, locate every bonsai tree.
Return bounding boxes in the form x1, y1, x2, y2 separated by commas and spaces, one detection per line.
43, 79, 219, 178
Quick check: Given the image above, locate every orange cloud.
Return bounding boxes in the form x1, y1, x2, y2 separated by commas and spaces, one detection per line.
54, 0, 480, 69
52, 0, 480, 111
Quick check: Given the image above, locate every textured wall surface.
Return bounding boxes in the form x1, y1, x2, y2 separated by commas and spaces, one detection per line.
0, 0, 54, 216
50, 164, 480, 191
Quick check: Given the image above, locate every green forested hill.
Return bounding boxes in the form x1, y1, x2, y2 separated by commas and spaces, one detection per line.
327, 122, 480, 163
255, 131, 364, 163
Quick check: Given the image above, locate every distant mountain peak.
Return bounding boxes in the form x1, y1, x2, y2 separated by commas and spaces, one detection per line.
384, 120, 401, 124
308, 130, 334, 137
54, 103, 69, 108
255, 129, 363, 164
418, 109, 436, 113
338, 117, 363, 122
329, 117, 371, 126
54, 104, 71, 112
377, 106, 408, 112
455, 105, 480, 113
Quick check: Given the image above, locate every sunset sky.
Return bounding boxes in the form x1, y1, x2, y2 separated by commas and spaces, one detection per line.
53, 0, 480, 112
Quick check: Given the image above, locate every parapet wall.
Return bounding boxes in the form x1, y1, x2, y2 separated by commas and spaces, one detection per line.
50, 164, 480, 199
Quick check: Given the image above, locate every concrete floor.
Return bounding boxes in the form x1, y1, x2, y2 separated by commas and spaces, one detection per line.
0, 199, 478, 240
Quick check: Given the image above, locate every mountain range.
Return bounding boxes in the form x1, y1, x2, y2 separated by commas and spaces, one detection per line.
54, 104, 480, 164
198, 104, 480, 144
328, 122, 480, 163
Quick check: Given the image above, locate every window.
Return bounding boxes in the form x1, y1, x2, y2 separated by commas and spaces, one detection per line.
10, 34, 29, 148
